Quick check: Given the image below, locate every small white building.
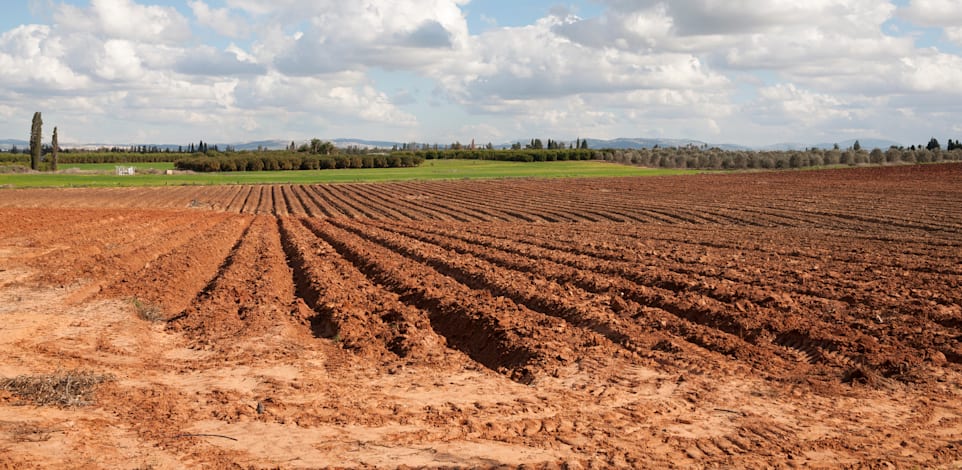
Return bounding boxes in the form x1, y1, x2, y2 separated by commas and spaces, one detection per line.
115, 166, 135, 176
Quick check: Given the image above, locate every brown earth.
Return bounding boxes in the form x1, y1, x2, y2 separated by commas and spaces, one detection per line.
1, 163, 961, 468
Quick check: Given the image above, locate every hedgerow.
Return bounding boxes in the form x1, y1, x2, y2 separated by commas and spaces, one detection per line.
596, 147, 962, 169
174, 152, 424, 172
0, 152, 188, 164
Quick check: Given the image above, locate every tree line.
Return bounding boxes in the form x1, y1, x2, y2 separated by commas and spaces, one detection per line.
397, 148, 596, 162
174, 152, 424, 172
508, 138, 589, 150
0, 152, 183, 164
598, 146, 962, 170
7, 111, 961, 172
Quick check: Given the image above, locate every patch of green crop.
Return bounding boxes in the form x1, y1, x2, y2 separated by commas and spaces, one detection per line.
0, 159, 699, 188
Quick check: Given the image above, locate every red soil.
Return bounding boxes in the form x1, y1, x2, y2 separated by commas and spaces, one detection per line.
1, 163, 961, 468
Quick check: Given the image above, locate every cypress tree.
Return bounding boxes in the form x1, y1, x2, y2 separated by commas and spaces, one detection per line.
30, 112, 42, 170
51, 127, 59, 171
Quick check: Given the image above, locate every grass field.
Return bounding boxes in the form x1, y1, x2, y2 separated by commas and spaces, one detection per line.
59, 162, 177, 171
0, 160, 697, 188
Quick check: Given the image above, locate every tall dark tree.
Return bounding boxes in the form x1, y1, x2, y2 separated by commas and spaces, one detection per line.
30, 112, 42, 170
852, 140, 861, 151
580, 139, 588, 149
927, 137, 941, 151
51, 127, 59, 171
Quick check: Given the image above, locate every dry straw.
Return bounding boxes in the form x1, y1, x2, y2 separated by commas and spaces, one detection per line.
0, 370, 114, 407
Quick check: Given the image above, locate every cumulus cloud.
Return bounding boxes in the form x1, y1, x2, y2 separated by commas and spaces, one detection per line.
188, 0, 249, 39
436, 15, 728, 105
175, 46, 266, 76
233, 72, 417, 127
0, 0, 426, 142
749, 83, 854, 126
897, 54, 962, 95
899, 0, 962, 26
234, 0, 470, 75
899, 0, 962, 45
55, 0, 190, 43
946, 27, 962, 45
1, 0, 962, 146
401, 21, 454, 48
0, 25, 91, 91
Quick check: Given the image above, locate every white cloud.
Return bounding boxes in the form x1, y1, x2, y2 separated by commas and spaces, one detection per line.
899, 0, 962, 26
436, 15, 728, 106
899, 0, 962, 45
946, 27, 962, 45
174, 45, 265, 76
0, 25, 90, 91
96, 39, 145, 81
1, 0, 962, 146
233, 72, 417, 127
750, 83, 853, 126
55, 0, 191, 44
897, 54, 962, 95
188, 1, 248, 39
229, 0, 471, 75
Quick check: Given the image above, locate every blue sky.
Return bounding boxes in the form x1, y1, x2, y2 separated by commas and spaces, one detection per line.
2, 0, 962, 147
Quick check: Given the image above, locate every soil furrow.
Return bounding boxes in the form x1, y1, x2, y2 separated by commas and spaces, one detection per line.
298, 217, 612, 383
95, 214, 253, 314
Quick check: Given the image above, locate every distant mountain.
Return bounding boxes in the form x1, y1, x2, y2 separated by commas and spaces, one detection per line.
230, 140, 290, 151
0, 136, 911, 152
814, 139, 903, 151
713, 143, 754, 151
0, 139, 28, 150
762, 139, 904, 151
588, 138, 906, 151
332, 138, 404, 149
494, 137, 750, 150
62, 142, 186, 151
232, 138, 401, 150
759, 142, 811, 151
585, 137, 706, 149
0, 138, 400, 152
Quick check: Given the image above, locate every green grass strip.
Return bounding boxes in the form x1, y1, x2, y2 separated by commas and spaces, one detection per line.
0, 160, 698, 188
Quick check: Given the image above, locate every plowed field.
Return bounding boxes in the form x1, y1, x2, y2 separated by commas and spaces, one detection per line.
1, 163, 961, 468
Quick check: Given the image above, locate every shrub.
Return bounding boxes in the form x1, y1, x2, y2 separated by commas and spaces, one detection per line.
132, 297, 165, 322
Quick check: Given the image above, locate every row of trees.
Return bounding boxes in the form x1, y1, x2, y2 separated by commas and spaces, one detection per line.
386, 138, 590, 152
5, 145, 189, 154
7, 143, 959, 172
507, 138, 589, 150
599, 146, 962, 170
0, 152, 183, 164
397, 148, 596, 162
174, 152, 423, 172
945, 139, 962, 151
